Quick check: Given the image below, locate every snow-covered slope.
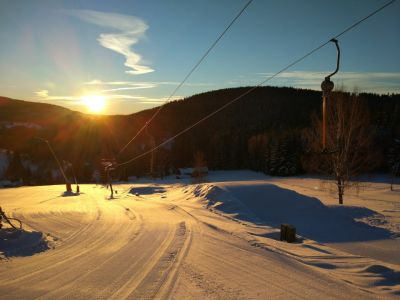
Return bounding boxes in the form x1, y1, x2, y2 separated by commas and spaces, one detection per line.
0, 171, 399, 299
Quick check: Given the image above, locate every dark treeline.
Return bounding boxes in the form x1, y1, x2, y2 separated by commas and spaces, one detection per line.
0, 86, 399, 184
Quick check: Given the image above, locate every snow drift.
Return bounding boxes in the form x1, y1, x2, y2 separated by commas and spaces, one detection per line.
190, 182, 393, 244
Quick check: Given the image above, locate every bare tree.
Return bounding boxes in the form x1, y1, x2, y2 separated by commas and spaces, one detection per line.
304, 92, 379, 204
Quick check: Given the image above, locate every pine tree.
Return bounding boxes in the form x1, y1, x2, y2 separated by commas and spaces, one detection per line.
388, 138, 400, 176
5, 151, 27, 183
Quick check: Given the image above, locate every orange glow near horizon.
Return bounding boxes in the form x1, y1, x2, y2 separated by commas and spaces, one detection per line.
81, 95, 106, 113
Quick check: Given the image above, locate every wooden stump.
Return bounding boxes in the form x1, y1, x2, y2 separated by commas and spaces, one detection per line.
280, 224, 287, 241
280, 224, 296, 243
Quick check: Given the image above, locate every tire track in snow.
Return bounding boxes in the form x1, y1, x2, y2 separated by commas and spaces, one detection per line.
0, 194, 143, 296
124, 221, 190, 299
0, 205, 104, 281
50, 201, 179, 299
168, 201, 372, 299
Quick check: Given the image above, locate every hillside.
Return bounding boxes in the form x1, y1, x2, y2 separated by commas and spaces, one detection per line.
0, 86, 399, 183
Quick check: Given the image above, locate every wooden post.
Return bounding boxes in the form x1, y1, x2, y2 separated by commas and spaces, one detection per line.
280, 224, 296, 243
106, 167, 114, 199
66, 182, 72, 193
280, 224, 287, 241
286, 225, 296, 243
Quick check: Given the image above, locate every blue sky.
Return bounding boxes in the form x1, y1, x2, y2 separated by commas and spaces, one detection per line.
0, 0, 399, 115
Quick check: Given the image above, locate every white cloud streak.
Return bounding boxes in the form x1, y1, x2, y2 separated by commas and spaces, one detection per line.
35, 90, 84, 104
139, 95, 183, 105
258, 71, 400, 93
64, 10, 153, 75
106, 94, 146, 100
101, 86, 155, 93
84, 79, 213, 87
35, 90, 49, 97
34, 88, 182, 108
83, 79, 214, 96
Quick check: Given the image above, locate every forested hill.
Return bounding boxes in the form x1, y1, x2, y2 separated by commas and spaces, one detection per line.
0, 86, 399, 183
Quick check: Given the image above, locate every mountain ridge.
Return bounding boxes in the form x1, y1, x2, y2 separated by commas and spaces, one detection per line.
1, 86, 399, 183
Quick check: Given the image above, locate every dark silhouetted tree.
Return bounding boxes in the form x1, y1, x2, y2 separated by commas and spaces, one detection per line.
388, 138, 400, 190
5, 151, 28, 183
192, 151, 207, 182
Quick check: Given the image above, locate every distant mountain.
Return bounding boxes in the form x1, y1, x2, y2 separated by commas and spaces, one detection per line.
0, 86, 399, 183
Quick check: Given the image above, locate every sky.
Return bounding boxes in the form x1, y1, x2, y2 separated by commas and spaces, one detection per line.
0, 0, 399, 115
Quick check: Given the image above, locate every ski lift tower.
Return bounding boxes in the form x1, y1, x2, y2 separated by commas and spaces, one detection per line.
321, 38, 340, 151
36, 137, 72, 193
145, 124, 156, 177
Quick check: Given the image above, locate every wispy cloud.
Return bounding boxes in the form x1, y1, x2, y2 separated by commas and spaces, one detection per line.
101, 86, 155, 93
83, 79, 214, 96
84, 79, 213, 87
35, 89, 84, 105
84, 80, 157, 92
257, 71, 400, 93
106, 94, 146, 100
64, 10, 153, 75
34, 87, 182, 107
85, 80, 131, 85
139, 95, 183, 105
35, 90, 49, 97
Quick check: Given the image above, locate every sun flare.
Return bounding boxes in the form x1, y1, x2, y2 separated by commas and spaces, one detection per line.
81, 95, 106, 113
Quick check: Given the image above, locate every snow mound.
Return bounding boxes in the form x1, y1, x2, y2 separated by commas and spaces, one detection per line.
188, 184, 261, 222
188, 182, 394, 244
361, 264, 400, 288
0, 228, 50, 259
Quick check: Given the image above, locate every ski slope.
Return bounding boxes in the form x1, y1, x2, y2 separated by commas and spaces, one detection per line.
0, 171, 399, 299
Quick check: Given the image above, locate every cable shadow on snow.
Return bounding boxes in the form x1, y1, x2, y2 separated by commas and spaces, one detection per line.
212, 184, 393, 244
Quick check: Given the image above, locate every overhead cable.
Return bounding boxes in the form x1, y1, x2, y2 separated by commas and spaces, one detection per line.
117, 0, 397, 167
117, 0, 254, 157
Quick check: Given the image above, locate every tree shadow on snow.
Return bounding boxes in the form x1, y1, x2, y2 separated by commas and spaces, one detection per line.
223, 184, 392, 243
0, 228, 49, 258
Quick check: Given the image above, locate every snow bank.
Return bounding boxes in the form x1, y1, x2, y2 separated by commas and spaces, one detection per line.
189, 181, 393, 244
185, 184, 260, 222
0, 180, 21, 188
0, 228, 50, 259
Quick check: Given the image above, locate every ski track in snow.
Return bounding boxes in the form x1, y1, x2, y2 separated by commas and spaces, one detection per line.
0, 172, 399, 299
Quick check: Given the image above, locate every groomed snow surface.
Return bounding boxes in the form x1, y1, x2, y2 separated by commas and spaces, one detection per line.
0, 170, 399, 299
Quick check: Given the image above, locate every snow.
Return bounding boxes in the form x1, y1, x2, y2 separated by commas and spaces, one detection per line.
1, 121, 43, 130
0, 180, 21, 188
0, 171, 399, 298
179, 167, 209, 176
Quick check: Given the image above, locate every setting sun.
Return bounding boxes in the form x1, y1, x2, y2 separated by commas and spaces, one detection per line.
81, 95, 106, 113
